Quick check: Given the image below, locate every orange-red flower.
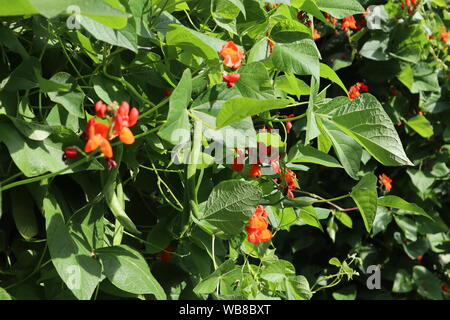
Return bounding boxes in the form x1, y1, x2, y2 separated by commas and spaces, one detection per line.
313, 28, 321, 40
349, 82, 369, 100
84, 118, 113, 158
441, 26, 449, 43
379, 173, 392, 192
341, 16, 357, 31
267, 38, 275, 54
95, 100, 108, 118
219, 41, 245, 69
245, 205, 272, 244
222, 71, 240, 88
249, 164, 261, 177
113, 101, 139, 145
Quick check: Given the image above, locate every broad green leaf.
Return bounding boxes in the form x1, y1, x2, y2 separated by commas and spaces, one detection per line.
286, 275, 313, 300
261, 260, 295, 283
80, 16, 137, 52
44, 194, 102, 300
288, 143, 342, 168
318, 94, 413, 166
395, 215, 418, 241
392, 269, 413, 293
406, 169, 435, 195
275, 73, 310, 98
335, 211, 353, 228
377, 195, 432, 220
332, 285, 357, 300
202, 180, 262, 235
216, 97, 292, 128
299, 206, 323, 232
315, 0, 365, 19
194, 260, 235, 294
359, 36, 390, 61
9, 116, 53, 141
233, 62, 274, 99
0, 287, 12, 300
91, 75, 131, 104
11, 187, 39, 240
405, 115, 434, 138
316, 117, 362, 180
412, 266, 443, 300
372, 206, 392, 236
158, 69, 192, 145
295, 0, 333, 26
320, 63, 347, 95
166, 24, 220, 62
271, 39, 321, 78
0, 120, 101, 177
47, 72, 85, 118
96, 245, 166, 299
350, 173, 378, 232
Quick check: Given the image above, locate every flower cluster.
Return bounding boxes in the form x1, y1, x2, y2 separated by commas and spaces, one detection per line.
401, 0, 417, 15
245, 205, 272, 244
379, 173, 393, 192
84, 101, 139, 166
349, 82, 369, 100
220, 41, 245, 88
230, 142, 280, 178
341, 16, 357, 31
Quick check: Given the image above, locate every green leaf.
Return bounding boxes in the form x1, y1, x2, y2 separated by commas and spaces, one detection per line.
271, 39, 321, 78
318, 94, 413, 166
395, 215, 418, 241
193, 260, 235, 294
377, 195, 432, 220
275, 73, 310, 98
166, 24, 220, 62
202, 180, 262, 235
405, 115, 434, 138
315, 0, 365, 19
11, 187, 39, 240
96, 245, 166, 299
288, 143, 342, 168
392, 269, 413, 293
299, 206, 324, 232
316, 117, 362, 180
0, 287, 12, 300
329, 257, 341, 267
216, 97, 292, 128
47, 72, 85, 118
335, 211, 353, 228
91, 75, 131, 104
332, 285, 357, 300
261, 260, 295, 283
286, 275, 313, 300
350, 173, 378, 232
233, 62, 274, 99
158, 69, 192, 145
320, 63, 348, 95
0, 120, 101, 177
44, 194, 102, 300
80, 16, 137, 52
412, 266, 443, 300
372, 206, 392, 236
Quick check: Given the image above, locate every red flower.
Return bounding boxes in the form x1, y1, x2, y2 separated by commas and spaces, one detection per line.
341, 16, 357, 31
349, 82, 369, 100
219, 41, 245, 69
164, 89, 172, 97
442, 284, 449, 293
222, 71, 240, 88
417, 255, 423, 262
113, 101, 139, 145
95, 101, 107, 118
245, 205, 272, 244
249, 164, 261, 177
297, 11, 304, 20
84, 118, 113, 159
378, 173, 392, 192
